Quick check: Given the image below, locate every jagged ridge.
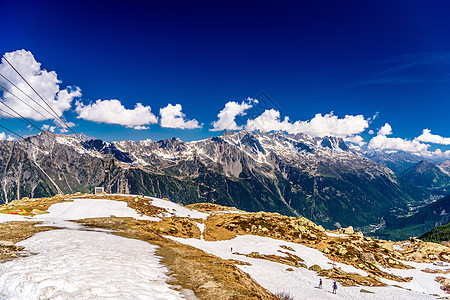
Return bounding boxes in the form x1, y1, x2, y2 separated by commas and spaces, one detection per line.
0, 130, 417, 229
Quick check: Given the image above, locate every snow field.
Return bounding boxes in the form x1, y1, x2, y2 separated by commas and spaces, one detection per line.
38, 198, 161, 222
0, 213, 28, 223
0, 197, 199, 299
0, 198, 160, 226
1, 196, 448, 299
0, 229, 192, 300
168, 235, 445, 299
378, 260, 450, 296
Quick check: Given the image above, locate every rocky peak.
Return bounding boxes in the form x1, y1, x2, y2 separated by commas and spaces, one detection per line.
414, 160, 437, 171
239, 132, 265, 155
25, 131, 59, 150
82, 139, 132, 163
156, 137, 185, 151
439, 160, 450, 175
320, 136, 349, 151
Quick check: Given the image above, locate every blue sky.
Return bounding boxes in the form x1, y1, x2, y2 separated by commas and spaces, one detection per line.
0, 1, 449, 156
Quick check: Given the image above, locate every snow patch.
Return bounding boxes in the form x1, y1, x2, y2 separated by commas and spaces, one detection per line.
325, 232, 348, 237
146, 197, 209, 219
168, 235, 443, 299
0, 213, 28, 223
0, 230, 193, 299
196, 222, 205, 240
34, 199, 160, 226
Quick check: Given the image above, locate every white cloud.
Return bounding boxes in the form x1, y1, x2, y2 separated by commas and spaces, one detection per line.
432, 149, 450, 158
343, 135, 366, 146
368, 130, 374, 135
368, 135, 429, 153
210, 99, 255, 131
159, 104, 201, 129
0, 132, 15, 141
59, 128, 68, 133
75, 99, 158, 129
414, 129, 450, 145
0, 49, 81, 121
41, 124, 56, 132
369, 112, 379, 122
368, 125, 450, 158
245, 111, 369, 137
132, 125, 149, 130
292, 113, 369, 137
53, 119, 76, 128
377, 123, 393, 136
245, 109, 292, 132
416, 148, 450, 159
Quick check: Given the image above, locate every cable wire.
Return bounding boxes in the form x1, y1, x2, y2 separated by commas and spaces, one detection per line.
0, 52, 81, 140
0, 123, 42, 148
0, 115, 31, 132
0, 107, 31, 126
0, 96, 43, 133
0, 82, 61, 129
0, 74, 64, 125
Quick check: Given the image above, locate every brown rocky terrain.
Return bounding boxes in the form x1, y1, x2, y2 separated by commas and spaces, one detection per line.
234, 250, 307, 268
0, 194, 72, 216
186, 203, 244, 213
1, 193, 450, 296
0, 194, 277, 299
78, 217, 277, 300
0, 222, 54, 260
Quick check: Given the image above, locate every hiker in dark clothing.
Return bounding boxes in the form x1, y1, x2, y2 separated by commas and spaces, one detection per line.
318, 278, 322, 289
332, 281, 337, 294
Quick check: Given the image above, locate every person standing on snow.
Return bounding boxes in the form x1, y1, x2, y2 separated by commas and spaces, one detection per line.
332, 281, 337, 294
318, 278, 322, 289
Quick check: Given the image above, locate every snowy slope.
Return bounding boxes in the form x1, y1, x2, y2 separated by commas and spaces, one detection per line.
146, 197, 209, 219
0, 230, 193, 300
1, 195, 449, 299
0, 197, 196, 300
168, 235, 449, 299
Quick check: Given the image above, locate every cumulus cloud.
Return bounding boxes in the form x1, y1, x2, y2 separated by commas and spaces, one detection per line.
368, 130, 374, 135
132, 125, 149, 130
369, 112, 379, 123
53, 119, 76, 128
0, 132, 15, 141
377, 123, 393, 136
430, 149, 450, 158
41, 124, 56, 132
245, 111, 369, 137
160, 104, 201, 129
368, 135, 429, 153
75, 99, 158, 129
292, 113, 369, 137
210, 99, 256, 131
414, 129, 450, 145
343, 135, 366, 146
368, 125, 450, 157
245, 109, 292, 132
0, 49, 81, 121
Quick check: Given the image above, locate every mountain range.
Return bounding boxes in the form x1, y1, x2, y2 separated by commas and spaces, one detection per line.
0, 130, 448, 236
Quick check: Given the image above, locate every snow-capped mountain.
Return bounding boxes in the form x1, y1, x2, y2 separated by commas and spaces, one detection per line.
0, 130, 429, 230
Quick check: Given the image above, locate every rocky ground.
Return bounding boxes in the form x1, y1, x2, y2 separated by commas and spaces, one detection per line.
0, 193, 449, 299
